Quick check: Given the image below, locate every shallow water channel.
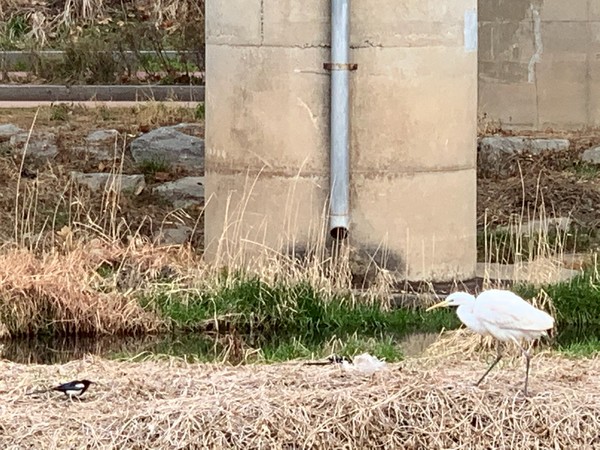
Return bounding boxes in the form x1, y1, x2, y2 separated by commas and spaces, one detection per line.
0, 331, 440, 365
0, 327, 594, 365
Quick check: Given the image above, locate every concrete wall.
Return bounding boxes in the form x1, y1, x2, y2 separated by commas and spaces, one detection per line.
479, 0, 600, 129
205, 1, 478, 281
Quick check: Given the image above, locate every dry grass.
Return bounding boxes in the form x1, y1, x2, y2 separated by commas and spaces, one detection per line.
0, 0, 204, 37
0, 355, 597, 449
424, 327, 553, 363
0, 243, 169, 337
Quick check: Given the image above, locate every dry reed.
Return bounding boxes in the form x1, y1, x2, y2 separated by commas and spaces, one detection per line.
0, 355, 597, 449
0, 0, 204, 42
0, 242, 169, 337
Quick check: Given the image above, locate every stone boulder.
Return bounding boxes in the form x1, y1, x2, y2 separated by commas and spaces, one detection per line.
71, 172, 145, 195
581, 146, 600, 164
130, 125, 204, 170
10, 131, 58, 159
82, 129, 122, 160
153, 176, 204, 209
154, 224, 194, 246
478, 136, 570, 176
0, 124, 23, 142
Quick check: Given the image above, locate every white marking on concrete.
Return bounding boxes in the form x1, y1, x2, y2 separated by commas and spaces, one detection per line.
464, 8, 478, 52
528, 4, 543, 83
297, 97, 319, 129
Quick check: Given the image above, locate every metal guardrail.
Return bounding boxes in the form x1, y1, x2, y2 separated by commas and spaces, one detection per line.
0, 84, 205, 102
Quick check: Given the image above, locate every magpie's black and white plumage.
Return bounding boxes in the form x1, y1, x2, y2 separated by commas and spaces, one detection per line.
52, 380, 94, 398
303, 354, 353, 366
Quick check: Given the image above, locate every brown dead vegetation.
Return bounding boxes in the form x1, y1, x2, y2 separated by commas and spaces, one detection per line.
0, 242, 183, 337
0, 355, 597, 449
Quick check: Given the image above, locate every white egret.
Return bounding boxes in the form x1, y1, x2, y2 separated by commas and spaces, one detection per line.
426, 289, 555, 396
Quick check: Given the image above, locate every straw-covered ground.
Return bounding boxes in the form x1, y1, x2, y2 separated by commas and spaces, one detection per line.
0, 351, 598, 449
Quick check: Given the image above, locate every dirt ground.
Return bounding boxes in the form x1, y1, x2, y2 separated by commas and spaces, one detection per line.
478, 127, 600, 227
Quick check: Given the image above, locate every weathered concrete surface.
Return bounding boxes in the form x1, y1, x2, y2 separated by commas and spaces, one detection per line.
497, 217, 572, 237
476, 261, 579, 286
480, 136, 570, 155
479, 0, 599, 130
205, 0, 477, 281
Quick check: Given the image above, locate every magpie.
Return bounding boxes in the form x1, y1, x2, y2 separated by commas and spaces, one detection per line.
304, 354, 353, 366
27, 379, 95, 399
53, 380, 94, 398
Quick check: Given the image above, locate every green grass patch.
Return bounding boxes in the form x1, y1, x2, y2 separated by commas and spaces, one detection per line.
557, 338, 600, 357
109, 331, 407, 364
568, 162, 600, 180
137, 277, 459, 363
140, 274, 600, 363
139, 159, 171, 177
143, 277, 460, 339
514, 271, 600, 327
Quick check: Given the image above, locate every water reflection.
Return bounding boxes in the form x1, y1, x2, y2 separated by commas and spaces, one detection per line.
0, 327, 595, 365
0, 332, 441, 365
0, 335, 169, 365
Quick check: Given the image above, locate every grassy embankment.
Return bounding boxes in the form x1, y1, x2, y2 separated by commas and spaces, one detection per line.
0, 106, 598, 362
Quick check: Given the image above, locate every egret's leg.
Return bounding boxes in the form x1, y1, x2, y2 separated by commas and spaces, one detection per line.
475, 340, 502, 386
518, 343, 531, 396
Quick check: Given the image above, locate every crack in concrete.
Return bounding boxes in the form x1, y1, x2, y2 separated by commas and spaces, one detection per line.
528, 4, 543, 84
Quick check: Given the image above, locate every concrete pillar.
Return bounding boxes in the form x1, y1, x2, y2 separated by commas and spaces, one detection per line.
205, 1, 477, 281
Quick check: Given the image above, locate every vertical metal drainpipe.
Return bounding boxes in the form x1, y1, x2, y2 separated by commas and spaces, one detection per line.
326, 0, 354, 240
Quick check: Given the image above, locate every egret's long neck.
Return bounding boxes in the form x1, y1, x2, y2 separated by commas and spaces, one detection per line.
456, 298, 475, 314
456, 299, 476, 324
456, 298, 487, 335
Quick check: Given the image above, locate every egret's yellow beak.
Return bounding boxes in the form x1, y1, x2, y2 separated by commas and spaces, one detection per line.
425, 299, 450, 311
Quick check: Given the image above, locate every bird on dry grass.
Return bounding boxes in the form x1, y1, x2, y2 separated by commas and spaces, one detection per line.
426, 289, 555, 396
27, 379, 94, 400
53, 379, 94, 399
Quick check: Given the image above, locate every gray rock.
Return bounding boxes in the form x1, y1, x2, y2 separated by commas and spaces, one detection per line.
10, 131, 58, 159
71, 172, 145, 195
480, 136, 570, 155
130, 125, 204, 169
79, 129, 121, 160
479, 136, 570, 176
86, 129, 120, 143
0, 124, 23, 142
155, 225, 194, 246
581, 146, 600, 164
153, 176, 204, 209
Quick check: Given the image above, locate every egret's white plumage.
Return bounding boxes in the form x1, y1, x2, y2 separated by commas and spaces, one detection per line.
427, 289, 555, 395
